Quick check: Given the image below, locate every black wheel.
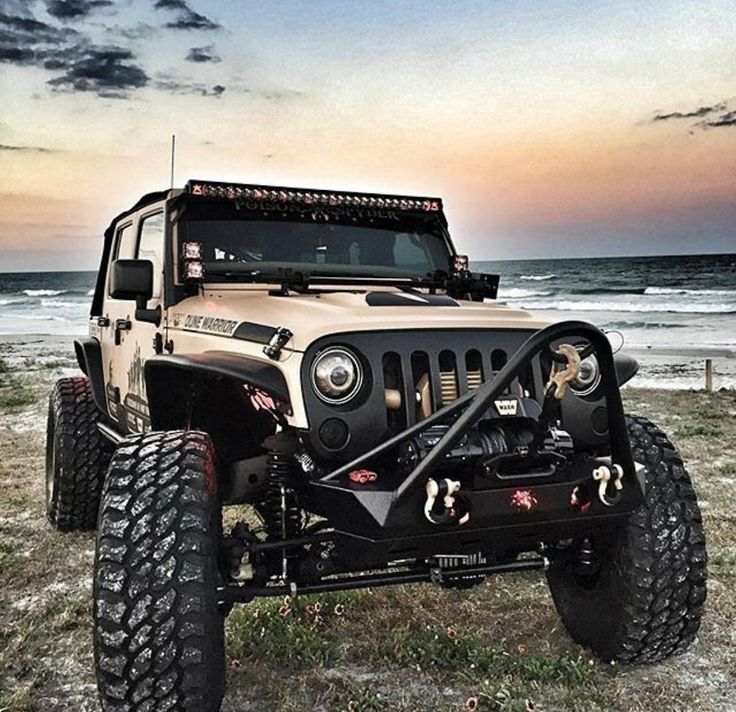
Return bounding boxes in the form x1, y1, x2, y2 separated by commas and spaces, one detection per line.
547, 415, 707, 663
94, 430, 226, 712
45, 376, 113, 531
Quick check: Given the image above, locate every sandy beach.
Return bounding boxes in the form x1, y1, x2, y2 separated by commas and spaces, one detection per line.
1, 333, 734, 712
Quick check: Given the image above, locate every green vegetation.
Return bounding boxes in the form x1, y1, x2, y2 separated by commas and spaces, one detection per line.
226, 591, 367, 667
675, 423, 723, 438
384, 625, 590, 685
708, 551, 736, 576
335, 686, 389, 712
0, 357, 38, 411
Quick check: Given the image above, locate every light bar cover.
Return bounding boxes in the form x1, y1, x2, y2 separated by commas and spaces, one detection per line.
186, 180, 442, 213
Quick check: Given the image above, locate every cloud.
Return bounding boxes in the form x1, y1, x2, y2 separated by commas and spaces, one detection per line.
186, 44, 220, 63
109, 23, 157, 40
47, 46, 149, 97
0, 5, 228, 99
45, 0, 112, 20
0, 10, 81, 66
0, 45, 35, 63
0, 143, 59, 153
155, 77, 225, 96
259, 89, 304, 101
703, 110, 736, 128
650, 100, 736, 131
153, 0, 220, 31
0, 12, 55, 35
652, 103, 726, 122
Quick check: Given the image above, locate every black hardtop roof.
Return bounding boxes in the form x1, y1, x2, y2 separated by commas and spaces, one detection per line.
104, 188, 170, 236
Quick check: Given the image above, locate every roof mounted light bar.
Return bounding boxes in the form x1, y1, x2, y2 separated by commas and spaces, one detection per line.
185, 179, 442, 213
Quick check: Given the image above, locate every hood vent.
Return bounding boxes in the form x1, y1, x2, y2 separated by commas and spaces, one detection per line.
366, 292, 458, 307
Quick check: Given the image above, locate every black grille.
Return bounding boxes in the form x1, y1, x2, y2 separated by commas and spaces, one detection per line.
301, 329, 539, 461
382, 342, 532, 428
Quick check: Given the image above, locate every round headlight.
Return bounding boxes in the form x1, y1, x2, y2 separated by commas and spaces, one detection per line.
311, 348, 363, 404
570, 352, 600, 396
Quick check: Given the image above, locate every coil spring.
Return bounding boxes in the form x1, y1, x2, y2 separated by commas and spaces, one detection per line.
264, 451, 301, 542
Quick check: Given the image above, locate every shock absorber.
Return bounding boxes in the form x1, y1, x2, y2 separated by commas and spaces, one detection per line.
264, 451, 302, 544
574, 537, 600, 577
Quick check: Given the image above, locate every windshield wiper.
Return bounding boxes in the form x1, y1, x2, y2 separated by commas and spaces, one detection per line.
203, 267, 425, 289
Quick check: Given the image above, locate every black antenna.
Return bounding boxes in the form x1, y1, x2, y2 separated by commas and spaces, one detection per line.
170, 134, 176, 189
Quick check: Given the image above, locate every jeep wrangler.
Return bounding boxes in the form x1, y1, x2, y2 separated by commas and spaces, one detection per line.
45, 180, 707, 712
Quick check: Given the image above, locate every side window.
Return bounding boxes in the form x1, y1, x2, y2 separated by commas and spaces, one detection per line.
115, 223, 136, 259
108, 223, 135, 297
137, 212, 164, 299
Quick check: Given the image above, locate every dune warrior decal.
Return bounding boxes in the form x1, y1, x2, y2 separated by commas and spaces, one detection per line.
173, 313, 239, 336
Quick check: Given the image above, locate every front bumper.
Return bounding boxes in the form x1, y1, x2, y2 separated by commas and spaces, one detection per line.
303, 320, 642, 558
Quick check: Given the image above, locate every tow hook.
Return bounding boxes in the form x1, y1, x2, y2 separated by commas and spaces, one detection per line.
424, 478, 470, 525
546, 344, 582, 399
592, 464, 623, 506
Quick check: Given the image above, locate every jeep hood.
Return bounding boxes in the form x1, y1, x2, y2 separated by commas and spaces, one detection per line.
169, 287, 552, 352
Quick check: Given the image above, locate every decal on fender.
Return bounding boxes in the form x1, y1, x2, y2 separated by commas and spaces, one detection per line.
171, 313, 238, 336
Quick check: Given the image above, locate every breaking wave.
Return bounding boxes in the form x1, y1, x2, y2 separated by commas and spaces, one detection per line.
606, 320, 690, 330
519, 274, 557, 281
644, 286, 736, 296
508, 299, 736, 314
40, 299, 83, 308
497, 287, 554, 298
22, 289, 67, 297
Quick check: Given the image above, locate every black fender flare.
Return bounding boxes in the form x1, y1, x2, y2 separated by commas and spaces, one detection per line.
74, 338, 108, 416
614, 352, 639, 386
144, 351, 291, 431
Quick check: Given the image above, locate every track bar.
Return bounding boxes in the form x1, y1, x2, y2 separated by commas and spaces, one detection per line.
222, 557, 549, 602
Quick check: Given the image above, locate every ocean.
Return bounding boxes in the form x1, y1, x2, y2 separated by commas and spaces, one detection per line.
480, 253, 736, 355
0, 253, 734, 387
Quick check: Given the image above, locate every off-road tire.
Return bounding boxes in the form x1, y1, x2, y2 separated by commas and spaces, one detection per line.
45, 376, 113, 531
547, 415, 707, 663
94, 430, 225, 712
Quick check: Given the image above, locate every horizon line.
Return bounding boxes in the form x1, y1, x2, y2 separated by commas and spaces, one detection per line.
0, 249, 733, 275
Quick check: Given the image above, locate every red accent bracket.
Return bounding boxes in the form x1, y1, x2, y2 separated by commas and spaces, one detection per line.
349, 469, 378, 485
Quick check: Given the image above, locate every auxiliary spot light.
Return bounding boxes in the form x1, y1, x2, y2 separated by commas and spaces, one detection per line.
452, 254, 469, 272
183, 241, 203, 260
185, 261, 205, 280
181, 241, 204, 282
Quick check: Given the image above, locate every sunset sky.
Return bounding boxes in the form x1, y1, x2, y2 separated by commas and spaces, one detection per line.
1, 0, 734, 271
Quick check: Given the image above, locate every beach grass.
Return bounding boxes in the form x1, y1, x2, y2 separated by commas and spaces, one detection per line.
0, 342, 734, 712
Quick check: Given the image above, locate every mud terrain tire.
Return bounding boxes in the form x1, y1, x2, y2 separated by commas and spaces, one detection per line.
547, 415, 707, 663
94, 430, 225, 712
46, 376, 113, 531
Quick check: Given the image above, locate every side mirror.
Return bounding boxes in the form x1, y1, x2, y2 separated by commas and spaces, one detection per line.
110, 259, 153, 301
109, 259, 161, 326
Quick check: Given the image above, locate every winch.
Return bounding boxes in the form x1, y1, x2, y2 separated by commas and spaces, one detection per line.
396, 408, 573, 478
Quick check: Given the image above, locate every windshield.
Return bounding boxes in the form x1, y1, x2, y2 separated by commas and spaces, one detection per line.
178, 206, 452, 281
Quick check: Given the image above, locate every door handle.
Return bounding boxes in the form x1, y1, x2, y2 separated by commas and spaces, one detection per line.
114, 319, 132, 345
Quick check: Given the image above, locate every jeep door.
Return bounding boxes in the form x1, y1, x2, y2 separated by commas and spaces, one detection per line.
99, 206, 165, 432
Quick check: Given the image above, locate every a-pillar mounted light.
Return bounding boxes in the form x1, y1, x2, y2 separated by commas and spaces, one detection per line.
181, 241, 205, 282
